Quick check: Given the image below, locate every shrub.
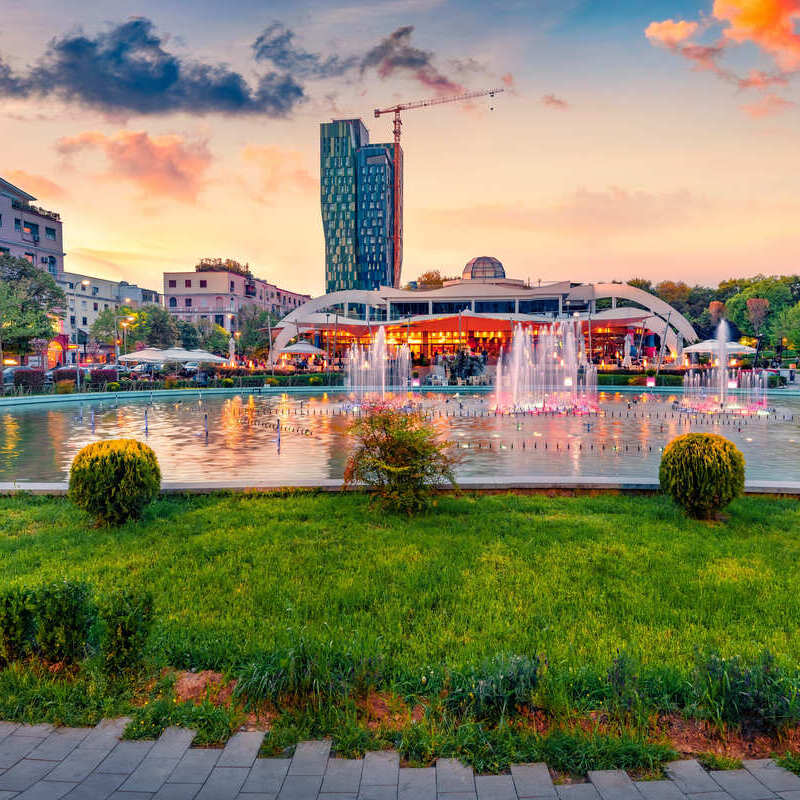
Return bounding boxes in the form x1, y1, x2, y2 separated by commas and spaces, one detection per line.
69, 439, 161, 525
309, 375, 323, 385
0, 588, 35, 664
14, 370, 44, 391
53, 368, 77, 383
90, 369, 117, 386
101, 589, 155, 675
55, 379, 75, 394
34, 581, 96, 665
221, 377, 234, 388
344, 404, 456, 514
265, 377, 280, 386
659, 433, 744, 518
106, 381, 120, 392
164, 376, 179, 389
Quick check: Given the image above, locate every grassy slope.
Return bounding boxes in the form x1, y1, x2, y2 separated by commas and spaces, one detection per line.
2, 492, 799, 674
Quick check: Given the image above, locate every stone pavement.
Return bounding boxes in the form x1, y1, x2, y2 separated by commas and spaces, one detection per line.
1, 720, 799, 800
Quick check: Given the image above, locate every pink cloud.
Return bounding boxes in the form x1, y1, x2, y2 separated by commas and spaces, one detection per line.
4, 169, 67, 201
56, 130, 211, 201
645, 19, 700, 45
741, 91, 795, 116
542, 93, 569, 109
241, 145, 316, 200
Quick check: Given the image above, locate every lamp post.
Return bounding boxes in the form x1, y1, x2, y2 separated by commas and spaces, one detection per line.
113, 314, 136, 362
234, 330, 241, 364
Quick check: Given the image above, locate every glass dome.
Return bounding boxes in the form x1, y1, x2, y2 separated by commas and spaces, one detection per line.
462, 256, 506, 280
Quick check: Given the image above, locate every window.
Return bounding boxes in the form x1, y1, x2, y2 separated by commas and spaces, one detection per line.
214, 314, 224, 326
24, 252, 34, 263
14, 218, 21, 232
184, 298, 192, 307
69, 316, 75, 326
92, 287, 98, 296
82, 317, 88, 326
93, 302, 98, 311
431, 301, 472, 315
168, 297, 177, 308
168, 279, 176, 288
199, 279, 207, 288
45, 227, 56, 240
230, 281, 235, 292
475, 300, 515, 314
185, 279, 192, 288
104, 304, 108, 309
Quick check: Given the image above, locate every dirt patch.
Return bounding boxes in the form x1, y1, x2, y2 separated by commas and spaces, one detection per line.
360, 691, 425, 731
174, 670, 237, 706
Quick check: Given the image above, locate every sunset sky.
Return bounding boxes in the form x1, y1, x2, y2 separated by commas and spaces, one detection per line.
2, 0, 800, 296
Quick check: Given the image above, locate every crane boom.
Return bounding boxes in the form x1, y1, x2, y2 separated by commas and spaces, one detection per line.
372, 87, 504, 288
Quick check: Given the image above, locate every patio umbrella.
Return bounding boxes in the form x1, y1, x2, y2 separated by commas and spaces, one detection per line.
184, 349, 227, 364
118, 348, 166, 363
280, 341, 327, 356
683, 340, 757, 355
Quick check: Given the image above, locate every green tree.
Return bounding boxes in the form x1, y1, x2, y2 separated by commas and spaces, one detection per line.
237, 304, 275, 359
0, 254, 65, 359
725, 279, 792, 339
197, 319, 229, 355
90, 305, 145, 348
143, 305, 178, 348
774, 302, 800, 350
176, 319, 200, 350
627, 278, 653, 293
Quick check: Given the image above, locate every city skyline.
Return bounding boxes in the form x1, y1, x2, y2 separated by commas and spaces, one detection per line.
2, 0, 800, 295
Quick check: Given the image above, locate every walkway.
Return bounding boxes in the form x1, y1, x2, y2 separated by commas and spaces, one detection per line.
1, 720, 799, 800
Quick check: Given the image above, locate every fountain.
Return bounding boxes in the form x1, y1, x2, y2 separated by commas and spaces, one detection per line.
345, 327, 411, 399
494, 322, 598, 413
681, 319, 767, 414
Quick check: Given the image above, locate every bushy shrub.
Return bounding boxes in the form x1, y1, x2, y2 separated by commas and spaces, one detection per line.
164, 376, 179, 389
34, 581, 96, 665
101, 588, 154, 675
309, 375, 323, 385
55, 379, 75, 394
265, 377, 280, 386
89, 369, 117, 387
0, 588, 35, 664
14, 370, 44, 391
344, 404, 456, 514
659, 433, 744, 518
69, 439, 161, 525
106, 381, 120, 392
221, 377, 234, 388
53, 368, 77, 383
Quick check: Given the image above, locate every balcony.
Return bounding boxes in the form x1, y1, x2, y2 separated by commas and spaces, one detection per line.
11, 199, 61, 222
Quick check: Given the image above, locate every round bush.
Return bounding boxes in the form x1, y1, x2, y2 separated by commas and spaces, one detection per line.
221, 377, 234, 387
69, 439, 161, 525
106, 381, 120, 392
659, 433, 745, 519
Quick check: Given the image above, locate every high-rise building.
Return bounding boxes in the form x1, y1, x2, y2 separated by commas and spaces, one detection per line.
320, 119, 402, 293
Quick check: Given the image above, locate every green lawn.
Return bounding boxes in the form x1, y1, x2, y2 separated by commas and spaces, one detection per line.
2, 491, 799, 677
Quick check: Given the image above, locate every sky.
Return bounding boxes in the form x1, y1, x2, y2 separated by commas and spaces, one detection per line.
2, 0, 800, 296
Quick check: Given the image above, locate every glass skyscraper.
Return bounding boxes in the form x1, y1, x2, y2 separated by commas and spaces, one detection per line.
320, 119, 402, 293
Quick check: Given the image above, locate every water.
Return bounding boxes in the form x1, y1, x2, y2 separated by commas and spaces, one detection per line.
345, 327, 411, 399
495, 322, 598, 412
2, 391, 799, 483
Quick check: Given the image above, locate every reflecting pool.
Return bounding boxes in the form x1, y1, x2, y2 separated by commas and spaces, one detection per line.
1, 391, 799, 483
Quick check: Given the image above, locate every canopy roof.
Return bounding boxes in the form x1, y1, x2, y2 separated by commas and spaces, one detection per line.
118, 347, 226, 363
280, 341, 327, 356
683, 340, 757, 355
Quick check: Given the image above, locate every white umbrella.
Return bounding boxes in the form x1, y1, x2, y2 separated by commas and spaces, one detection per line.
184, 349, 227, 364
280, 341, 326, 356
118, 348, 165, 363
683, 340, 757, 355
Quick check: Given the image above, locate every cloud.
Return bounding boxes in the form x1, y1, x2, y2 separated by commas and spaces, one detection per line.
4, 170, 68, 201
645, 19, 699, 45
714, 0, 800, 70
542, 93, 568, 109
56, 130, 212, 201
241, 144, 316, 201
253, 23, 357, 78
0, 18, 305, 117
741, 91, 796, 116
360, 26, 464, 94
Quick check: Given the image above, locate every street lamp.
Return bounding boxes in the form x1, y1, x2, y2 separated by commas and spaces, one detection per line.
113, 314, 136, 361
234, 330, 241, 363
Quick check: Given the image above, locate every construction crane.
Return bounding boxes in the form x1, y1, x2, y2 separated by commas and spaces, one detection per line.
374, 87, 504, 287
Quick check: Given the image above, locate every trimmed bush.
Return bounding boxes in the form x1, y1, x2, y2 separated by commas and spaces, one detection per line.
89, 369, 117, 386
220, 377, 234, 387
659, 433, 744, 518
34, 581, 96, 665
101, 589, 154, 675
308, 375, 323, 385
0, 588, 35, 664
106, 381, 120, 392
14, 370, 44, 391
69, 439, 161, 525
53, 368, 77, 383
55, 379, 75, 394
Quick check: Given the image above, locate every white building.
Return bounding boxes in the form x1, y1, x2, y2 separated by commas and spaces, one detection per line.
0, 176, 64, 275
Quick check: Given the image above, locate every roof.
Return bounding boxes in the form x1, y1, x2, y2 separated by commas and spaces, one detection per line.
0, 176, 36, 202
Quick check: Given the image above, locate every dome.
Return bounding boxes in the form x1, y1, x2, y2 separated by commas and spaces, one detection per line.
462, 256, 505, 280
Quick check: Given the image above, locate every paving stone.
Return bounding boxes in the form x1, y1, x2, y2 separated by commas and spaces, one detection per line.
778, 793, 800, 800
666, 760, 721, 795
321, 758, 363, 793
743, 761, 800, 793
151, 727, 197, 760
79, 718, 130, 752
0, 793, 16, 800
195, 766, 249, 800
0, 758, 55, 792
357, 786, 398, 800
45, 746, 108, 782
437, 793, 477, 800
361, 751, 399, 786
97, 740, 155, 774
475, 773, 518, 800
15, 779, 76, 799
240, 794, 279, 800
152, 784, 201, 799
511, 763, 556, 798
0, 734, 40, 768
587, 769, 641, 800
287, 740, 332, 776
277, 773, 323, 800
398, 766, 435, 800
61, 771, 125, 800
108, 792, 155, 799
634, 779, 686, 800
0, 724, 19, 741
319, 794, 357, 800
685, 794, 734, 800
120, 756, 181, 792
28, 728, 90, 761
556, 786, 601, 800
13, 724, 54, 739
216, 732, 265, 769
241, 758, 289, 794
436, 758, 475, 794
711, 769, 777, 800
169, 748, 221, 784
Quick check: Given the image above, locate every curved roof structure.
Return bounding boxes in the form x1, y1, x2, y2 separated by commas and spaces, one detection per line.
462, 256, 505, 281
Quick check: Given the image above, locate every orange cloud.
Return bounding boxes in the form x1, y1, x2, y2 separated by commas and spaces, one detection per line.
241, 145, 316, 201
645, 19, 699, 45
714, 0, 800, 70
56, 130, 211, 201
542, 93, 569, 109
741, 91, 795, 116
737, 68, 790, 87
4, 170, 67, 201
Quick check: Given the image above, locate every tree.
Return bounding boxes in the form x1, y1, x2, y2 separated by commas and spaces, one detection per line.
774, 302, 800, 350
725, 279, 792, 339
176, 319, 200, 350
143, 304, 178, 348
747, 298, 770, 337
237, 304, 275, 359
197, 319, 229, 355
654, 281, 691, 314
709, 301, 725, 325
627, 278, 653, 293
0, 254, 65, 358
195, 257, 252, 278
90, 305, 145, 348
